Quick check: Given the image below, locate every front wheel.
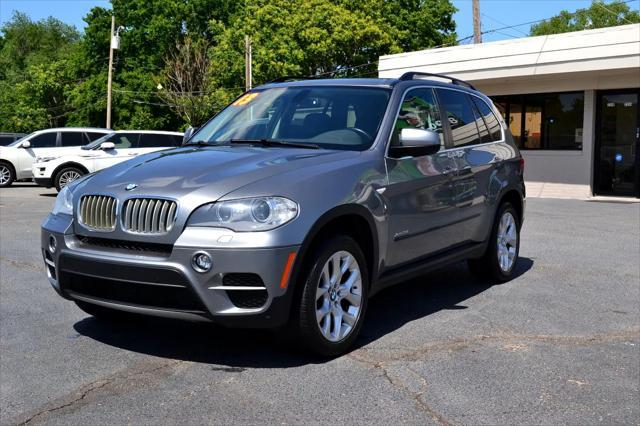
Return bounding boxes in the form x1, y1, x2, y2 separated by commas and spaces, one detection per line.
296, 235, 369, 356
0, 162, 15, 187
468, 202, 520, 282
55, 167, 85, 191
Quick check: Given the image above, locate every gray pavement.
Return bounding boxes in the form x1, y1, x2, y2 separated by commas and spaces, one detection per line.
1, 182, 639, 425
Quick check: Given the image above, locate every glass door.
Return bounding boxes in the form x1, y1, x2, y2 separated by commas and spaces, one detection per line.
595, 91, 640, 197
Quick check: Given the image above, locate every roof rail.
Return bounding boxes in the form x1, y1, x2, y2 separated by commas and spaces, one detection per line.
398, 72, 476, 90
267, 75, 318, 83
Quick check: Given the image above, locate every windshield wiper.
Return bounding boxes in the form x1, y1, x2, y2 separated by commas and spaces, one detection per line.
229, 139, 320, 149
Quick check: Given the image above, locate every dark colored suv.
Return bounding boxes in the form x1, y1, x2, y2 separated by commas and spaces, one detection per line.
41, 73, 525, 355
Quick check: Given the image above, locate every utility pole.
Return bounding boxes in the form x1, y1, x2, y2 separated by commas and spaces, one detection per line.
245, 35, 252, 91
473, 0, 482, 44
106, 15, 115, 129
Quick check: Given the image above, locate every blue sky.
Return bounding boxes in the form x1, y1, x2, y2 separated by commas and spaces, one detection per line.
1, 0, 638, 43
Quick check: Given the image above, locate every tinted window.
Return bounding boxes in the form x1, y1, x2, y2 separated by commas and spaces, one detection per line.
87, 132, 107, 141
392, 88, 444, 148
470, 97, 492, 143
0, 136, 15, 146
29, 132, 57, 148
436, 89, 482, 148
472, 97, 502, 141
491, 92, 583, 150
138, 134, 179, 148
60, 132, 85, 147
107, 133, 139, 149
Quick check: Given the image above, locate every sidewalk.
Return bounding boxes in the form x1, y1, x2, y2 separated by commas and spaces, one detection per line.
525, 181, 640, 202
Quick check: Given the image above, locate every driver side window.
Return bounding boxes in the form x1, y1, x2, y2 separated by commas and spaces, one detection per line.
391, 88, 443, 147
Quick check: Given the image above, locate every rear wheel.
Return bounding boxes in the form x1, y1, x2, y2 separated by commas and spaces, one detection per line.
0, 162, 14, 187
296, 235, 369, 356
468, 202, 520, 282
55, 167, 84, 191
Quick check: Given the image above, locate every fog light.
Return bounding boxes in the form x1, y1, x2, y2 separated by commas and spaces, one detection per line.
48, 235, 57, 253
192, 251, 212, 273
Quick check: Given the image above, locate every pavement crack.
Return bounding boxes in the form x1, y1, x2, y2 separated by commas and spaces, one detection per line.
349, 354, 453, 425
0, 256, 43, 273
16, 359, 184, 425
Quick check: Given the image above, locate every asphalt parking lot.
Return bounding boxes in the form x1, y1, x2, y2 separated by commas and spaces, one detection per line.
1, 183, 639, 425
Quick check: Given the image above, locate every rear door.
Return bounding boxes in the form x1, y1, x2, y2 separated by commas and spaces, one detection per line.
136, 133, 180, 156
16, 132, 59, 178
436, 88, 510, 244
383, 87, 459, 268
92, 133, 140, 172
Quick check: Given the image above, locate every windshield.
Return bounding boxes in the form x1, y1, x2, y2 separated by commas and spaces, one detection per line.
8, 132, 36, 147
189, 86, 391, 151
82, 132, 116, 150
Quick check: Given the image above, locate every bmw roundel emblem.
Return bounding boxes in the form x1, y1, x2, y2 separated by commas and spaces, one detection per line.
125, 183, 138, 191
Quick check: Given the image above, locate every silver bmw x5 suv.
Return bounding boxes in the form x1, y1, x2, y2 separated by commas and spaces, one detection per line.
41, 73, 525, 355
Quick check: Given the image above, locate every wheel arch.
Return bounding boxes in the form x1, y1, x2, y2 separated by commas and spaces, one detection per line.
0, 159, 16, 176
52, 162, 89, 181
288, 204, 379, 297
498, 188, 524, 225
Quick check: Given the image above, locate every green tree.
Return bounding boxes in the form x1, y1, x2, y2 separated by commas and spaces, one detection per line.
530, 0, 640, 36
0, 12, 81, 131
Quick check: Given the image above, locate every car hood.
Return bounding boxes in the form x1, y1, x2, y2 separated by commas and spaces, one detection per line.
76, 145, 359, 202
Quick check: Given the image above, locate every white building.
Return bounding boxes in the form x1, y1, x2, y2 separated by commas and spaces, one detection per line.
379, 24, 640, 198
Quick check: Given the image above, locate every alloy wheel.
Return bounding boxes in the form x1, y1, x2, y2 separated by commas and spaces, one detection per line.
0, 165, 10, 185
497, 211, 517, 272
59, 170, 81, 188
315, 251, 363, 342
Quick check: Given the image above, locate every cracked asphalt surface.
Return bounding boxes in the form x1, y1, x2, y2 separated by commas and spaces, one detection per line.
1, 183, 639, 425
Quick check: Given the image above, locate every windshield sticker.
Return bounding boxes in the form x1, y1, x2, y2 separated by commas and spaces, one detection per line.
232, 92, 259, 106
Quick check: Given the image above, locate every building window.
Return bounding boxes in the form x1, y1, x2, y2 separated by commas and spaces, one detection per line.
492, 92, 584, 150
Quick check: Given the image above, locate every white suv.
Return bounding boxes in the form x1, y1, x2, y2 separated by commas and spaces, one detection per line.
0, 128, 110, 187
32, 130, 183, 190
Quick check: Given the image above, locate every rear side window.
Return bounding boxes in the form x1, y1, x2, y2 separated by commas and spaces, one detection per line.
60, 132, 85, 147
0, 136, 15, 146
436, 89, 483, 148
108, 133, 139, 149
138, 134, 178, 148
469, 97, 492, 143
392, 88, 444, 148
471, 97, 503, 141
29, 132, 57, 148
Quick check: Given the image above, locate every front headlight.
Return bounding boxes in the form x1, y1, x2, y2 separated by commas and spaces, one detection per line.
35, 156, 58, 163
188, 197, 298, 231
51, 185, 74, 216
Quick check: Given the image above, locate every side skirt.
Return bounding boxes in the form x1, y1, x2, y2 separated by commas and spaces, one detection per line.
370, 241, 488, 297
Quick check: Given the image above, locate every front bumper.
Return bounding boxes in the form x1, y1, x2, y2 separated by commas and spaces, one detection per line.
41, 214, 300, 328
34, 177, 53, 188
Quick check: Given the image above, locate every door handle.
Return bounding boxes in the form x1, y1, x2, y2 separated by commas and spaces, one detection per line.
493, 155, 503, 162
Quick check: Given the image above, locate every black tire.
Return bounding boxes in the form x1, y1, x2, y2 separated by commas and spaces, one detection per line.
75, 300, 131, 322
55, 167, 85, 192
468, 202, 520, 283
296, 235, 369, 357
0, 162, 15, 187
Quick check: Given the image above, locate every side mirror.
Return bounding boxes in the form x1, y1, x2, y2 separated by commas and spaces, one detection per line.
183, 126, 197, 145
20, 141, 31, 149
100, 141, 115, 150
389, 128, 441, 158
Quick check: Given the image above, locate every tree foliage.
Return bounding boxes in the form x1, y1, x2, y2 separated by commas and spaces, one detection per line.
530, 0, 640, 36
0, 0, 457, 132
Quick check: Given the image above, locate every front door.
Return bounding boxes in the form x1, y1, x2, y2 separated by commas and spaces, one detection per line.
595, 91, 640, 197
383, 87, 458, 268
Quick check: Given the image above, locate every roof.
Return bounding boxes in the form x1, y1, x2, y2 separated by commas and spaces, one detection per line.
110, 130, 183, 135
32, 127, 111, 133
378, 23, 640, 83
259, 78, 398, 89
